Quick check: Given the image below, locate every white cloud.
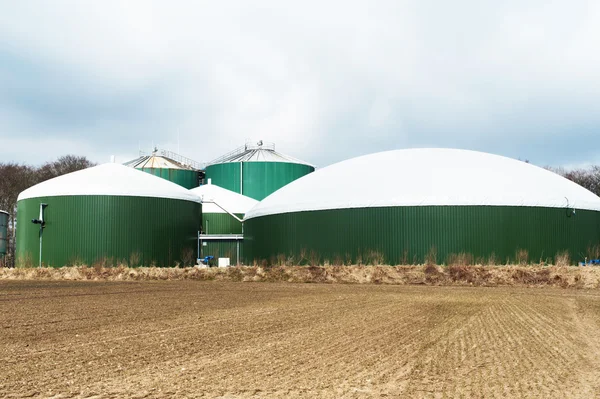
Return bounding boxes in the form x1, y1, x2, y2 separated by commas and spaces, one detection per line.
0, 0, 599, 167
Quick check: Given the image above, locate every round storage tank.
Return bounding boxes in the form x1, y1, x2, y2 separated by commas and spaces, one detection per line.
190, 181, 258, 264
16, 163, 202, 267
205, 141, 314, 201
0, 210, 8, 259
125, 151, 200, 189
244, 148, 600, 265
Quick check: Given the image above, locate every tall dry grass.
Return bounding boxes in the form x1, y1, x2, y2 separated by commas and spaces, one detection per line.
2, 264, 600, 289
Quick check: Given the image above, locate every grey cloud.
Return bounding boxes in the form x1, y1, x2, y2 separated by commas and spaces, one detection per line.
1, 0, 599, 169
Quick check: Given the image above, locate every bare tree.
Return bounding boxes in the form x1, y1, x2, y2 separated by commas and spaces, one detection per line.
0, 155, 96, 267
36, 155, 96, 184
546, 165, 600, 197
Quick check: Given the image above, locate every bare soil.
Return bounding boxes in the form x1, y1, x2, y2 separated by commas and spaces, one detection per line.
1, 281, 600, 398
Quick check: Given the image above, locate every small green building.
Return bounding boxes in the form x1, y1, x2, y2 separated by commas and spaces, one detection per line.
190, 181, 258, 265
16, 163, 202, 267
205, 141, 314, 201
244, 148, 600, 265
125, 150, 202, 189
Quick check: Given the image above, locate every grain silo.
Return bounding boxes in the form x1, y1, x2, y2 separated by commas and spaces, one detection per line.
205, 141, 314, 200
190, 181, 258, 265
0, 210, 8, 260
16, 163, 202, 268
244, 148, 600, 265
125, 149, 202, 189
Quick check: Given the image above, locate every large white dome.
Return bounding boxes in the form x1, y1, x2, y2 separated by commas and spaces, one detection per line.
18, 163, 201, 202
246, 148, 600, 219
190, 183, 258, 214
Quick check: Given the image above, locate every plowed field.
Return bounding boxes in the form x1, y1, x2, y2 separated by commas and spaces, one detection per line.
1, 281, 600, 398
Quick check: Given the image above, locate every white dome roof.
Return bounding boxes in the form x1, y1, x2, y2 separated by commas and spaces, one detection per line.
190, 183, 258, 214
18, 163, 201, 202
246, 148, 600, 219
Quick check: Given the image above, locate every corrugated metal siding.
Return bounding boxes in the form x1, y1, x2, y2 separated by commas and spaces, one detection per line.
16, 196, 201, 267
205, 162, 314, 200
0, 212, 8, 256
244, 206, 600, 265
201, 241, 242, 265
140, 168, 199, 189
202, 213, 244, 234
204, 163, 241, 194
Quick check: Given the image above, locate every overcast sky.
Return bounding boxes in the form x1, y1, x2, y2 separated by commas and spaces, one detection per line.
1, 1, 599, 169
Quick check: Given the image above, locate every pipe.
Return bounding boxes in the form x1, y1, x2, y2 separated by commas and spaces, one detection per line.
202, 200, 243, 223
197, 230, 200, 262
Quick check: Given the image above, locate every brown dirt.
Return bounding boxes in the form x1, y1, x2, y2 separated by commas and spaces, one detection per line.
1, 281, 600, 398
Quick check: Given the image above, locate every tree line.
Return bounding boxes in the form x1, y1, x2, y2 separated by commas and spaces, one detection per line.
549, 166, 600, 197
0, 155, 95, 266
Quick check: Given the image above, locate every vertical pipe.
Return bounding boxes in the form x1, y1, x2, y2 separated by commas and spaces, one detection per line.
236, 241, 240, 266
197, 230, 200, 263
39, 227, 42, 268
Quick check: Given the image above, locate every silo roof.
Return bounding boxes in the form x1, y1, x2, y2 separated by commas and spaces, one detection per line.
209, 142, 314, 167
190, 183, 258, 214
245, 148, 600, 219
18, 163, 201, 202
0, 210, 8, 215
124, 154, 196, 170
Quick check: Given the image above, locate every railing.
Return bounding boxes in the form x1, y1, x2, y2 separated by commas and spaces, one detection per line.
208, 140, 275, 165
138, 149, 207, 170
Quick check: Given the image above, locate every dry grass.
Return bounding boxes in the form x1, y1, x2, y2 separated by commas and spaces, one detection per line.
3, 264, 600, 288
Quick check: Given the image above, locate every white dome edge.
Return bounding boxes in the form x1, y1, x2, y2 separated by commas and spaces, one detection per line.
245, 148, 600, 219
18, 163, 202, 203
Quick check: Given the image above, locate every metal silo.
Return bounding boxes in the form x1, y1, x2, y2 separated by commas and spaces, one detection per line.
125, 148, 203, 189
190, 181, 258, 265
244, 148, 600, 265
16, 163, 202, 268
205, 141, 314, 201
0, 210, 8, 260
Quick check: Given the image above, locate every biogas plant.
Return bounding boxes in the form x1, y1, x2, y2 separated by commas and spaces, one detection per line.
14, 142, 600, 267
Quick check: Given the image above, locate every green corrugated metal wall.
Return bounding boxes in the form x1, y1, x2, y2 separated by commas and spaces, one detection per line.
204, 162, 314, 200
0, 212, 8, 257
203, 213, 244, 234
201, 212, 244, 265
139, 168, 199, 189
244, 206, 600, 265
16, 196, 201, 267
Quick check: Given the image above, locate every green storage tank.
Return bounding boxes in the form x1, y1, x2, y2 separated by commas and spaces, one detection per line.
244, 148, 600, 265
205, 141, 314, 201
0, 210, 8, 259
16, 163, 202, 268
125, 150, 201, 189
190, 181, 258, 265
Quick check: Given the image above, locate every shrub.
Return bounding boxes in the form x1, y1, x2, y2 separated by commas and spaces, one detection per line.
587, 243, 600, 260
447, 264, 475, 282
424, 263, 439, 275
308, 250, 321, 266
554, 251, 571, 267
180, 248, 195, 267
425, 247, 437, 266
446, 253, 473, 267
515, 249, 529, 265
366, 250, 385, 266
